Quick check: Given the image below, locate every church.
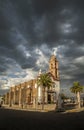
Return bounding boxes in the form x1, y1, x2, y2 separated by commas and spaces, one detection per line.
4, 54, 60, 108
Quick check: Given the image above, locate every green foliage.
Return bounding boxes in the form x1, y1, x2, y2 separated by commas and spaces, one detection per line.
37, 73, 54, 110
37, 73, 53, 88
60, 93, 68, 100
70, 81, 84, 94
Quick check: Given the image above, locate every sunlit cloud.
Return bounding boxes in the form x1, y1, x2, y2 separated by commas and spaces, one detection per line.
74, 56, 84, 65
35, 48, 48, 68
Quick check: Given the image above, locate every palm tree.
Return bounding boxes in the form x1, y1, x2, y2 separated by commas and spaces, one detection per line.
37, 73, 53, 110
70, 81, 84, 108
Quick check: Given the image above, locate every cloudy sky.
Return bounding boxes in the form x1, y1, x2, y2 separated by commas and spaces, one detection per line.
0, 0, 84, 95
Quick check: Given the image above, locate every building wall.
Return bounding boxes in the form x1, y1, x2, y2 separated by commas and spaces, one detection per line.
4, 55, 60, 106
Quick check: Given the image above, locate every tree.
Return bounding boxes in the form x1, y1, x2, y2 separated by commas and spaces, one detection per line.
60, 93, 68, 100
37, 73, 53, 110
70, 81, 84, 108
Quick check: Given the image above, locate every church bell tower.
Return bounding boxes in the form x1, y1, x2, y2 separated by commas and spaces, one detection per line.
49, 55, 59, 80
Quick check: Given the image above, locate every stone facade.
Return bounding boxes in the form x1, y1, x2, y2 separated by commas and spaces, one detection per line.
4, 55, 60, 107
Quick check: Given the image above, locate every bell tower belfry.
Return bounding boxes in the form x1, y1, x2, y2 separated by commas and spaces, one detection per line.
49, 55, 59, 80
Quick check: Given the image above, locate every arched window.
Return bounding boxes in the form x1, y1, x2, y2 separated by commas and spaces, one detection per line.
51, 63, 53, 69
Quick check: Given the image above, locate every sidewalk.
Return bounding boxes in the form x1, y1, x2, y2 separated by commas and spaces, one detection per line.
65, 107, 84, 113
2, 104, 84, 113
2, 104, 56, 112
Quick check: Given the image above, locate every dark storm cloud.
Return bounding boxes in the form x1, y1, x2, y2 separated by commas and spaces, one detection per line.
0, 0, 84, 92
61, 42, 84, 59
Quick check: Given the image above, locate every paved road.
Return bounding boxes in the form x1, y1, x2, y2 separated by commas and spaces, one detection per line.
0, 108, 84, 130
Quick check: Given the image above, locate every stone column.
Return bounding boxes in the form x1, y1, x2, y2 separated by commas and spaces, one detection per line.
35, 83, 38, 109
25, 88, 28, 104
6, 93, 8, 104
9, 90, 11, 107
4, 94, 5, 104
7, 93, 9, 104
19, 87, 22, 107
4, 94, 6, 104
13, 88, 16, 105
37, 86, 42, 103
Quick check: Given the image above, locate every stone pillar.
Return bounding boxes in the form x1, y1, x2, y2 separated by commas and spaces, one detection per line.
4, 94, 6, 104
35, 83, 38, 109
25, 88, 28, 104
6, 93, 8, 104
19, 87, 22, 107
38, 86, 42, 103
7, 93, 9, 104
9, 90, 11, 107
13, 88, 16, 105
15, 88, 19, 104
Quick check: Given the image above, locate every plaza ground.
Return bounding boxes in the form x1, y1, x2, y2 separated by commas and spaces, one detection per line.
2, 103, 84, 113
0, 106, 84, 130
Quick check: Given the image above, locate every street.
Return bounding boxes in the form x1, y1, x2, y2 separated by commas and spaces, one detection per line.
0, 108, 84, 130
